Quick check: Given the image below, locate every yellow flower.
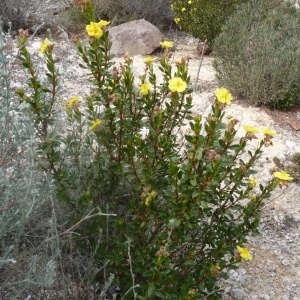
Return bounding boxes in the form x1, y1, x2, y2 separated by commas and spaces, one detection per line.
89, 119, 102, 131
243, 125, 259, 134
139, 82, 152, 95
182, 7, 186, 11
160, 41, 174, 48
143, 56, 156, 63
168, 77, 187, 93
274, 171, 294, 181
86, 22, 103, 38
247, 176, 257, 189
97, 20, 110, 28
215, 87, 233, 105
145, 197, 151, 206
188, 0, 192, 4
236, 246, 252, 261
39, 38, 52, 56
261, 127, 276, 137
65, 96, 80, 111
174, 17, 181, 24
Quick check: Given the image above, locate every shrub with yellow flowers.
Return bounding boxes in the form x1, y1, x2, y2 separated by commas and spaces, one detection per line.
16, 1, 293, 298
170, 0, 250, 45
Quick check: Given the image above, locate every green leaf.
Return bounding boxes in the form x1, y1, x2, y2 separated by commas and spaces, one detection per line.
192, 190, 200, 197
22, 62, 30, 68
160, 268, 171, 275
169, 218, 181, 228
190, 178, 197, 186
200, 201, 209, 208
147, 284, 156, 297
195, 148, 203, 160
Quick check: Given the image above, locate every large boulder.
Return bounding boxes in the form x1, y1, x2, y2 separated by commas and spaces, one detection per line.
109, 19, 163, 57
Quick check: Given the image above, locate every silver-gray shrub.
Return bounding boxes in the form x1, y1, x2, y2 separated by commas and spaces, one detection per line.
213, 0, 300, 109
0, 20, 57, 298
0, 20, 106, 299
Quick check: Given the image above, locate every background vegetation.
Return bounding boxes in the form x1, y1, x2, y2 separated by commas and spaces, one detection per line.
91, 0, 174, 27
213, 0, 300, 109
169, 0, 250, 45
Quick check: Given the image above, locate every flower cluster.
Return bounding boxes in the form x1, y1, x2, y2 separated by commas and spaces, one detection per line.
139, 82, 152, 95
274, 171, 293, 181
143, 56, 156, 64
215, 87, 233, 105
247, 176, 257, 189
89, 119, 102, 131
86, 20, 110, 39
236, 246, 252, 261
160, 41, 174, 49
243, 125, 276, 145
65, 96, 80, 112
39, 38, 54, 56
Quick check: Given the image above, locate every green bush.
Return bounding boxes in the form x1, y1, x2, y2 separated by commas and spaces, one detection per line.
169, 0, 249, 45
213, 0, 300, 110
15, 2, 291, 298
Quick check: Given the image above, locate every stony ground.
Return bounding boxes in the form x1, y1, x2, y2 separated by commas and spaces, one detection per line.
5, 27, 300, 299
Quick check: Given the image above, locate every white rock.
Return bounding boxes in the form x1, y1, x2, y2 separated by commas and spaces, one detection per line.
281, 259, 290, 266
230, 288, 247, 299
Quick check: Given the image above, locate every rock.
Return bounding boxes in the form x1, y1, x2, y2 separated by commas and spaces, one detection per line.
281, 259, 290, 266
260, 295, 270, 300
239, 268, 247, 275
228, 269, 239, 278
109, 19, 162, 57
266, 263, 276, 272
274, 249, 281, 256
230, 288, 247, 299
287, 120, 300, 131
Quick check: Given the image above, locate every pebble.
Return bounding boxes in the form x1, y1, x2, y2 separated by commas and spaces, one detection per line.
281, 259, 290, 266
274, 249, 281, 256
260, 295, 270, 300
230, 288, 247, 299
266, 263, 276, 272
228, 270, 239, 278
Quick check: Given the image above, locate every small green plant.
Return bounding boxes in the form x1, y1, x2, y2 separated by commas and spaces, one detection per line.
169, 0, 249, 45
15, 2, 294, 298
213, 0, 300, 109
